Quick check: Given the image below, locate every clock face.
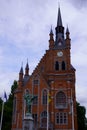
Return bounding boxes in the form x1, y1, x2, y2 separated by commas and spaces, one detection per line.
58, 42, 62, 46
57, 51, 63, 57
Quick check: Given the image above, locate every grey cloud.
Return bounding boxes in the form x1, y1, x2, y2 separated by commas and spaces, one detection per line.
70, 0, 87, 8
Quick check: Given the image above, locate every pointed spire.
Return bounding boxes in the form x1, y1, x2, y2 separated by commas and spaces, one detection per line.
20, 62, 23, 74
57, 7, 63, 26
66, 25, 70, 39
25, 59, 29, 76
49, 25, 54, 49
20, 67, 23, 73
19, 62, 23, 81
26, 59, 29, 69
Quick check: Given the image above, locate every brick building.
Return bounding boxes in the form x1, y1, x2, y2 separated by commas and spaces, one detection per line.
12, 7, 78, 130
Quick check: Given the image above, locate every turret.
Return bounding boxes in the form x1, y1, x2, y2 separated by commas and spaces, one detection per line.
49, 26, 54, 49
18, 65, 24, 88
65, 26, 71, 49
19, 66, 23, 81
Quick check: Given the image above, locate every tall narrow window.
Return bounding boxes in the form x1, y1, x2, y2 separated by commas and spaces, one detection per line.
56, 91, 67, 108
40, 111, 47, 128
60, 113, 63, 124
42, 90, 47, 105
55, 61, 59, 70
56, 113, 59, 124
62, 61, 65, 70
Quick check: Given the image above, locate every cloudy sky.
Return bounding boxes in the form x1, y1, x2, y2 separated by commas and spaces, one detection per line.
0, 0, 87, 116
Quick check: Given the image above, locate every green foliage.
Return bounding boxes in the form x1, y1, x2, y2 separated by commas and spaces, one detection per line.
1, 80, 18, 130
0, 97, 3, 119
76, 102, 87, 130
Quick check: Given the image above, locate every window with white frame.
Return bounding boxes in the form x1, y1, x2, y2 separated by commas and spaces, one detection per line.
56, 112, 67, 124
56, 91, 67, 108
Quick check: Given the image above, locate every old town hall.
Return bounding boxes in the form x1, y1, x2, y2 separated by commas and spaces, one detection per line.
12, 6, 78, 130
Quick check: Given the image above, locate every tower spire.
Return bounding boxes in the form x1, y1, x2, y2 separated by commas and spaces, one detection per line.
25, 59, 29, 76
55, 6, 64, 47
57, 6, 63, 26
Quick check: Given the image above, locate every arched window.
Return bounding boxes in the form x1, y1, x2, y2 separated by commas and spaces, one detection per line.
42, 90, 47, 105
40, 111, 47, 128
62, 61, 65, 70
56, 91, 67, 108
55, 61, 59, 70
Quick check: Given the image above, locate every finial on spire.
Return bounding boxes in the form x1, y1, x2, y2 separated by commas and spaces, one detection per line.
58, 1, 60, 9
57, 6, 63, 26
66, 25, 69, 33
50, 25, 53, 34
66, 25, 70, 39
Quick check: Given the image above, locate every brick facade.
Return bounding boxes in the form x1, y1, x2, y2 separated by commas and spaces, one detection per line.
11, 7, 78, 130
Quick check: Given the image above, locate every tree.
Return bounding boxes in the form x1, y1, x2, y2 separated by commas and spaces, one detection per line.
1, 80, 18, 130
76, 102, 86, 130
0, 97, 3, 120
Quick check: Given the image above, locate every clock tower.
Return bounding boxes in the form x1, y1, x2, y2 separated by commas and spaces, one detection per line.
12, 6, 78, 130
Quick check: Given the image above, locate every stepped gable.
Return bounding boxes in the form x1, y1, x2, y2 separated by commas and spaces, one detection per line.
31, 51, 47, 76
22, 51, 47, 86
